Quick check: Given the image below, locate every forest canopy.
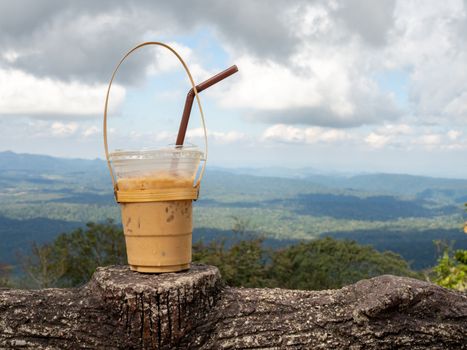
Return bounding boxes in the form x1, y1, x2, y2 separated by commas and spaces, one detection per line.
2, 220, 425, 290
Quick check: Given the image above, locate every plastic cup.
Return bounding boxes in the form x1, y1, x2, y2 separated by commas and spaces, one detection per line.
109, 145, 203, 273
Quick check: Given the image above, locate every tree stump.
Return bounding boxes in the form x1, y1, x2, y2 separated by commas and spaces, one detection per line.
0, 265, 466, 349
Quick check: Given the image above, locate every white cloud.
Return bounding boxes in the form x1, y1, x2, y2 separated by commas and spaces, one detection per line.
146, 42, 191, 75
0, 69, 125, 116
384, 1, 467, 123
153, 128, 247, 145
317, 129, 351, 142
376, 123, 412, 135
218, 56, 323, 111
364, 127, 466, 150
447, 130, 461, 140
215, 1, 467, 129
218, 52, 397, 128
187, 128, 247, 144
262, 124, 305, 143
218, 3, 400, 128
51, 122, 78, 136
146, 41, 213, 83
212, 131, 246, 143
444, 91, 467, 119
287, 3, 333, 38
414, 134, 442, 147
365, 132, 391, 148
262, 124, 352, 144
2, 0, 466, 131
82, 126, 100, 137
154, 130, 176, 143
2, 50, 19, 63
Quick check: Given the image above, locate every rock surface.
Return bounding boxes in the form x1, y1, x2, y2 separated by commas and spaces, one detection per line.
0, 265, 466, 349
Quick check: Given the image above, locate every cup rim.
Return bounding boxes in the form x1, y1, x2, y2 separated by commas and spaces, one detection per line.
109, 144, 203, 161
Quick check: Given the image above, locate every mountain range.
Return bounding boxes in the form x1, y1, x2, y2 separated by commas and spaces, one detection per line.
1, 150, 467, 271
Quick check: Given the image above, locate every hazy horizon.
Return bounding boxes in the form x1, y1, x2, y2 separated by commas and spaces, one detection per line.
2, 149, 467, 180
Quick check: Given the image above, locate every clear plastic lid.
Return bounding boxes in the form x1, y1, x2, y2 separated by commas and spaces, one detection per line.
109, 145, 204, 188
110, 145, 203, 162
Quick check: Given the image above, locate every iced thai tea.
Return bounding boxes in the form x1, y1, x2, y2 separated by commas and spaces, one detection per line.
109, 147, 203, 273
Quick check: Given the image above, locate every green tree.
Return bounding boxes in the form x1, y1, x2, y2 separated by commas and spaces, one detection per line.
193, 216, 269, 287
54, 220, 126, 286
268, 238, 421, 290
431, 205, 467, 291
194, 216, 420, 290
0, 263, 13, 288
19, 242, 66, 288
20, 219, 421, 290
21, 220, 126, 288
432, 243, 467, 291
194, 238, 269, 287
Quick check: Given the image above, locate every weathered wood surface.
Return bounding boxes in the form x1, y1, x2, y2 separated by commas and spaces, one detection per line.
1, 265, 466, 349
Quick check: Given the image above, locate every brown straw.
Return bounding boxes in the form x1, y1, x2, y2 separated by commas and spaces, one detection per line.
176, 65, 238, 145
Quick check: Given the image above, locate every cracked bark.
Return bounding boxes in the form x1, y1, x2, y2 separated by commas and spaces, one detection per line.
0, 265, 466, 349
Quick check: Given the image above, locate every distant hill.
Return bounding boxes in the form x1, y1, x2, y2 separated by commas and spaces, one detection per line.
307, 173, 467, 197
0, 215, 83, 267
212, 164, 467, 194
3, 150, 467, 196
322, 229, 467, 270
1, 150, 467, 271
0, 150, 106, 174
0, 151, 111, 190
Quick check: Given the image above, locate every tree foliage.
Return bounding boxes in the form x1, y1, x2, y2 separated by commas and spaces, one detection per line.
0, 263, 12, 288
20, 220, 126, 288
193, 238, 269, 288
52, 220, 126, 287
432, 241, 467, 291
193, 217, 420, 290
430, 204, 467, 291
20, 219, 420, 290
267, 238, 420, 290
195, 236, 420, 290
193, 217, 269, 287
19, 242, 66, 288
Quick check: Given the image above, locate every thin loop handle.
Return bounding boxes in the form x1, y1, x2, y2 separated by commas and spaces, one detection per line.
103, 42, 208, 195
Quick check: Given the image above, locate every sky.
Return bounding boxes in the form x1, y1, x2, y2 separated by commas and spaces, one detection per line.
0, 0, 467, 178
